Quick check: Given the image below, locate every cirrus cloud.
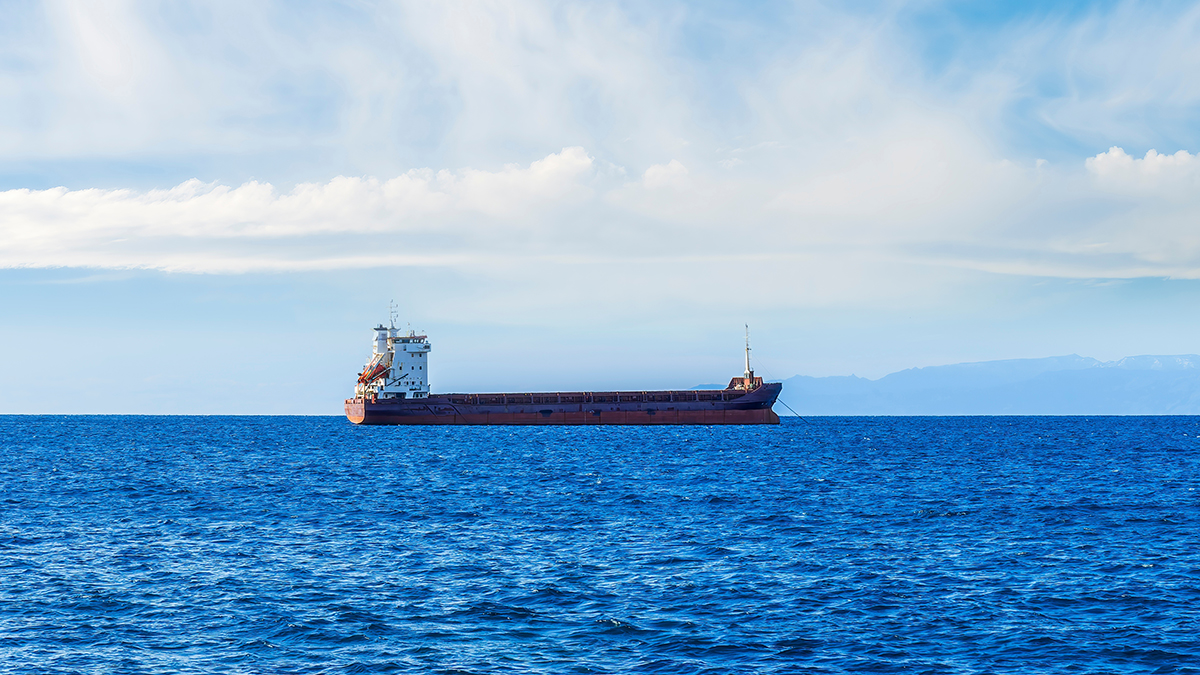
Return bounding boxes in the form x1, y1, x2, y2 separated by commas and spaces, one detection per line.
2, 1, 1200, 301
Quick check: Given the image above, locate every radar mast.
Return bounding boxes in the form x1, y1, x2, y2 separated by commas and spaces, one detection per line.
744, 324, 753, 379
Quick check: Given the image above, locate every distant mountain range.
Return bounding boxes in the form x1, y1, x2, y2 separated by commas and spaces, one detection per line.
771, 355, 1200, 415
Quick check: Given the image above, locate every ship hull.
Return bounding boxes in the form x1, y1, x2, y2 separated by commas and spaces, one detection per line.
345, 382, 781, 426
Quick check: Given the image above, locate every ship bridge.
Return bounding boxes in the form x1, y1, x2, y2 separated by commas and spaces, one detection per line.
355, 323, 431, 400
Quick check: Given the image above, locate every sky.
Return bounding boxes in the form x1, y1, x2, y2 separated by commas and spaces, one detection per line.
3, 0, 1200, 413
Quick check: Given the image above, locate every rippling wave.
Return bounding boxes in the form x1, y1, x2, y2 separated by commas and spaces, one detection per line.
2, 416, 1198, 673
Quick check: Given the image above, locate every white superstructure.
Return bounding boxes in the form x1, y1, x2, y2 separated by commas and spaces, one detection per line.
355, 323, 432, 400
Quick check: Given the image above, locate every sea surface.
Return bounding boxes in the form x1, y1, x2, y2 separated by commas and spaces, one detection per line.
2, 416, 1198, 674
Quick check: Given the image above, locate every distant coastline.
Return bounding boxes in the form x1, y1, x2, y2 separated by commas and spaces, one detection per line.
773, 355, 1200, 415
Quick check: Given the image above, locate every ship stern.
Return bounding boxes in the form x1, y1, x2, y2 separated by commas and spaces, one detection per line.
344, 398, 366, 424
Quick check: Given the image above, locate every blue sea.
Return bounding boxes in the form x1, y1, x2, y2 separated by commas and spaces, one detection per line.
2, 416, 1198, 674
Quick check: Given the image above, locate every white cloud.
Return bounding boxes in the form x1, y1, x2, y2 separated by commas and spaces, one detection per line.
5, 141, 1200, 289
1086, 147, 1200, 193
641, 160, 689, 189
0, 148, 600, 272
442, 146, 596, 216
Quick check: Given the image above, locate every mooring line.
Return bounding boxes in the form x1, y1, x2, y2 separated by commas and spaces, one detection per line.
746, 352, 809, 424
777, 398, 809, 423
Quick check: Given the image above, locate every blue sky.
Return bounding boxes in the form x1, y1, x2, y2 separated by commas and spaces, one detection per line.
3, 0, 1200, 413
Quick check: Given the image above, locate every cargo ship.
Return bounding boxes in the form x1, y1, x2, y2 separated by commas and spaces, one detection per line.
344, 323, 781, 425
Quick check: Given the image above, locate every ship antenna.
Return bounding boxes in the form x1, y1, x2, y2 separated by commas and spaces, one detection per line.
389, 300, 398, 329
744, 324, 752, 379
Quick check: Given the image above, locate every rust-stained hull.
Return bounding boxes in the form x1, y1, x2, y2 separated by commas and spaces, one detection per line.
345, 382, 782, 426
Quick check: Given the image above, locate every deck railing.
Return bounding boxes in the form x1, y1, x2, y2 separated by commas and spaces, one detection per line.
443, 389, 749, 405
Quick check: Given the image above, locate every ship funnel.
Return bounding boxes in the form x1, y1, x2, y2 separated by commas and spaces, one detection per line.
373, 325, 389, 355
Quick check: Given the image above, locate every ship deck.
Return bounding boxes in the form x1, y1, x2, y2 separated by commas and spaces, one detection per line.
438, 389, 755, 406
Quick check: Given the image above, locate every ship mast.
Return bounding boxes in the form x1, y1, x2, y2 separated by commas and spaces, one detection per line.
744, 324, 752, 379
